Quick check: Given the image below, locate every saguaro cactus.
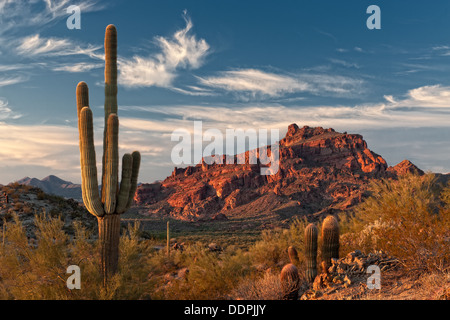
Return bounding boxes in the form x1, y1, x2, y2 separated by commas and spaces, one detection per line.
304, 223, 318, 283
321, 215, 339, 273
76, 24, 140, 284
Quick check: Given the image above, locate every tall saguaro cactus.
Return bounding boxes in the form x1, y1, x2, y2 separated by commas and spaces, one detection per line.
76, 24, 141, 284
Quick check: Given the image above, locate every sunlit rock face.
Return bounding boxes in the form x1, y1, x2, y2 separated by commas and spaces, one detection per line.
134, 124, 421, 222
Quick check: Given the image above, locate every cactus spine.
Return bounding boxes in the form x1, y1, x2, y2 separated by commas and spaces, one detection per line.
305, 223, 318, 283
76, 24, 140, 285
321, 215, 339, 273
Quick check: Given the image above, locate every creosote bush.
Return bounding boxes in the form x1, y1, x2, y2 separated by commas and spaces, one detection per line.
340, 173, 450, 273
0, 213, 154, 300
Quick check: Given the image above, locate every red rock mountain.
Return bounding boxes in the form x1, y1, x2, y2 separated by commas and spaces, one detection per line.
134, 124, 423, 223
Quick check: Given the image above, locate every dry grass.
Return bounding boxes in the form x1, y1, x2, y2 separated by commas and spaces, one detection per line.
229, 272, 285, 300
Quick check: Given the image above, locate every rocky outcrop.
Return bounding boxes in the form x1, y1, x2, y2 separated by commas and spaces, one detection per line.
134, 124, 422, 222
387, 159, 424, 176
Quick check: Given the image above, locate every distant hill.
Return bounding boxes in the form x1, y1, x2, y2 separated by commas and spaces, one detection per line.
15, 175, 82, 201
0, 182, 96, 238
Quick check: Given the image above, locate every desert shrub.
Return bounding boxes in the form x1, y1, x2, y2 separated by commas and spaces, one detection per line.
36, 191, 47, 201
13, 202, 23, 211
0, 213, 157, 300
149, 243, 253, 300
22, 205, 33, 215
340, 173, 450, 273
229, 271, 285, 300
248, 217, 309, 271
0, 213, 71, 299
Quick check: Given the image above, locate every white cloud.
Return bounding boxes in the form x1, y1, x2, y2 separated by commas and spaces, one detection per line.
397, 85, 450, 108
0, 98, 22, 120
2, 83, 450, 184
0, 0, 104, 34
328, 58, 360, 69
118, 12, 210, 88
0, 123, 79, 176
0, 75, 28, 87
120, 83, 450, 132
169, 85, 215, 96
16, 34, 102, 58
52, 62, 103, 73
0, 64, 32, 72
197, 68, 364, 98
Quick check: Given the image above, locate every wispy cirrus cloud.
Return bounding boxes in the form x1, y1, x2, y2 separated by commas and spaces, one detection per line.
15, 33, 102, 58
0, 75, 29, 87
0, 0, 104, 35
196, 68, 365, 99
384, 84, 450, 109
119, 83, 450, 132
52, 62, 103, 73
328, 58, 360, 69
0, 98, 22, 120
2, 83, 450, 184
118, 11, 210, 88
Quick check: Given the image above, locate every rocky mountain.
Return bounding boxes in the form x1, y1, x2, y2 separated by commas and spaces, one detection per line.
134, 124, 424, 224
16, 175, 82, 201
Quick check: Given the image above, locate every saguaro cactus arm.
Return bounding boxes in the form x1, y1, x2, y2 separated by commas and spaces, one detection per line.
78, 106, 104, 217
76, 81, 89, 208
116, 153, 133, 214
126, 151, 141, 210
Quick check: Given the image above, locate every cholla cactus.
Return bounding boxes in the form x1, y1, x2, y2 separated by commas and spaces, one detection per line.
305, 223, 318, 283
280, 263, 300, 300
321, 215, 340, 273
76, 25, 140, 284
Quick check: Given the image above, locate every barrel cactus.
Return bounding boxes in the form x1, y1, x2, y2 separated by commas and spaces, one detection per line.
288, 245, 300, 266
76, 24, 140, 284
280, 263, 300, 300
305, 223, 318, 283
321, 215, 339, 273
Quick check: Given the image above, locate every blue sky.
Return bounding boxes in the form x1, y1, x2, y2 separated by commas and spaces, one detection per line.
1, 0, 450, 184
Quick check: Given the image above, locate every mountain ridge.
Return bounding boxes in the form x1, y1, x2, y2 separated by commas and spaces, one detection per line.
133, 124, 427, 225
15, 175, 82, 200
10, 124, 438, 227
